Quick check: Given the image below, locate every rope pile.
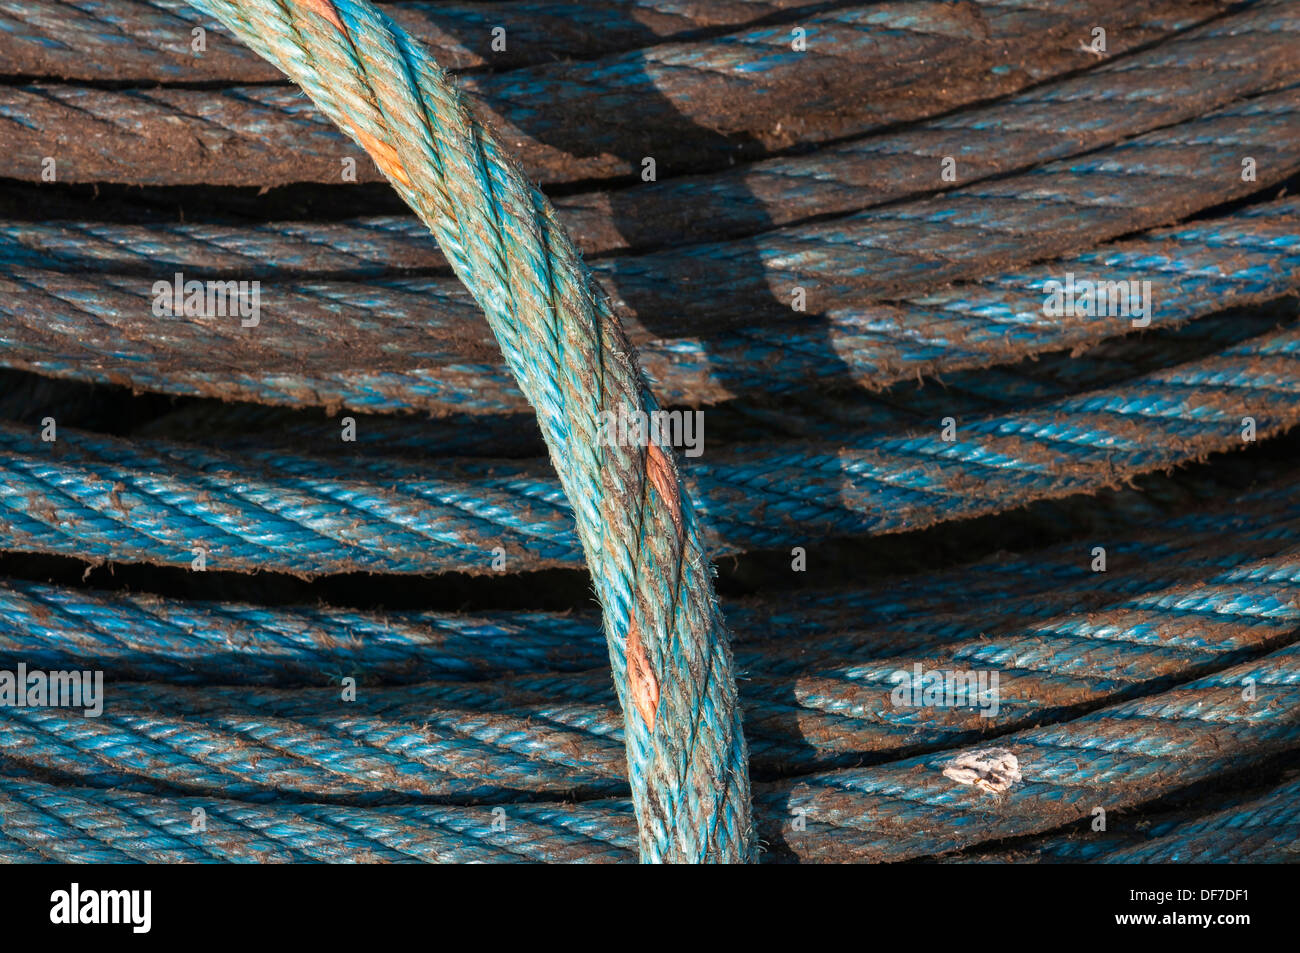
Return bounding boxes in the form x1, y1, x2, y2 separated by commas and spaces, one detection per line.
0, 0, 1297, 863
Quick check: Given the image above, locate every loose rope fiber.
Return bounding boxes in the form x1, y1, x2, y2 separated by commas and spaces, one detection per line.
181, 0, 752, 863
0, 0, 1231, 186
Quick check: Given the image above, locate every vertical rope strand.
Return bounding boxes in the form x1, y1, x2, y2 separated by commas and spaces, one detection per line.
186, 0, 753, 862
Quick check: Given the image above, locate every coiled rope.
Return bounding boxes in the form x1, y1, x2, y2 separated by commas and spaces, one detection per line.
4, 528, 1297, 797
85, 302, 1284, 457
4, 636, 1297, 862
0, 0, 1296, 867
8, 2, 1296, 269
5, 460, 1294, 691
960, 772, 1300, 863
6, 0, 840, 80
0, 0, 1224, 186
5, 194, 1297, 415
1095, 776, 1300, 863
6, 458, 1297, 684
3, 316, 1297, 574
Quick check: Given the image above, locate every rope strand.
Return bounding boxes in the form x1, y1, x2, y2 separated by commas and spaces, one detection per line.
2, 320, 1297, 574
183, 0, 752, 862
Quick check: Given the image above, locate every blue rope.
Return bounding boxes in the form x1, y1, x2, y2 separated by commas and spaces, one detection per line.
1098, 776, 1300, 863
0, 0, 1296, 865
3, 544, 1297, 796
759, 640, 1300, 862
5, 462, 1298, 685
4, 639, 1297, 862
2, 318, 1297, 573
185, 0, 754, 863
4, 470, 1299, 800
954, 774, 1300, 863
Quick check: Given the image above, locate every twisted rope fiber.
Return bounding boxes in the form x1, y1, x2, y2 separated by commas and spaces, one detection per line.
0, 0, 1231, 186
181, 0, 751, 863
112, 304, 1295, 456
2, 535, 1289, 795
4, 318, 1300, 574
5, 0, 843, 80
7, 85, 1295, 293
7, 2, 1297, 273
10, 387, 1300, 847
757, 640, 1300, 862
1, 0, 285, 82
2, 460, 1300, 852
596, 90, 1300, 326
952, 773, 1300, 863
5, 200, 1298, 422
4, 140, 1297, 416
3, 528, 1298, 799
0, 773, 640, 863
3, 641, 1298, 862
12, 435, 1292, 689
1094, 775, 1300, 863
6, 463, 1299, 687
4, 263, 1278, 444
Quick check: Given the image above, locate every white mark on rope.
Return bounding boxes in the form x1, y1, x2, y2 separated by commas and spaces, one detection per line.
942, 748, 1021, 794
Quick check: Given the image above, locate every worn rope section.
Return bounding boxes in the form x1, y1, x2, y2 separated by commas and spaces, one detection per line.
10, 2, 1299, 277
186, 0, 751, 862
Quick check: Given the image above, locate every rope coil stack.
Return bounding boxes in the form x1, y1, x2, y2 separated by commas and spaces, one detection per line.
0, 0, 1297, 863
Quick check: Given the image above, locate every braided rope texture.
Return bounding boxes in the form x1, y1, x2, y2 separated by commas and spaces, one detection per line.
177, 0, 753, 863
